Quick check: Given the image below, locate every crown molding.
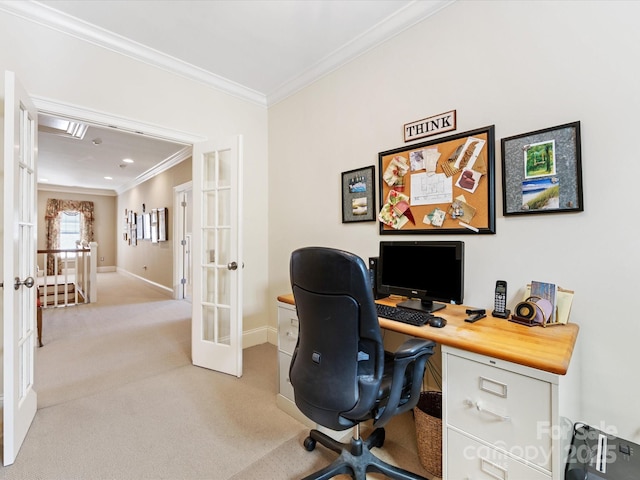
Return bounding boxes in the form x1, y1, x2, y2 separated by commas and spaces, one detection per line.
0, 1, 267, 107
1, 0, 455, 108
37, 183, 117, 197
116, 146, 192, 195
266, 0, 456, 105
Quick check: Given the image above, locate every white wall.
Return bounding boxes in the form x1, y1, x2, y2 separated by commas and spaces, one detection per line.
0, 9, 269, 332
268, 0, 640, 441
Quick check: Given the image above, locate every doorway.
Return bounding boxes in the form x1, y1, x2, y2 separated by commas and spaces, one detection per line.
35, 97, 203, 300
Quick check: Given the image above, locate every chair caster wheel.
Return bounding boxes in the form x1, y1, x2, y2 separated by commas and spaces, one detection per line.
303, 436, 316, 451
372, 429, 385, 448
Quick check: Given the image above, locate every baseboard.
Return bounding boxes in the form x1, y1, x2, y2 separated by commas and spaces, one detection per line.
243, 326, 278, 349
116, 267, 173, 297
97, 266, 117, 273
106, 273, 277, 347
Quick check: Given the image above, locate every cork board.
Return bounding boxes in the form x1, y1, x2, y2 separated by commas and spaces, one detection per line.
378, 126, 496, 234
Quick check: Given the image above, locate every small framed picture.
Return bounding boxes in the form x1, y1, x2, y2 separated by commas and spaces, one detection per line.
158, 207, 168, 241
501, 121, 583, 215
341, 165, 376, 223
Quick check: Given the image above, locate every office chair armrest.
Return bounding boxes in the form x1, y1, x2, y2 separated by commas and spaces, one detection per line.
394, 338, 435, 359
374, 339, 435, 427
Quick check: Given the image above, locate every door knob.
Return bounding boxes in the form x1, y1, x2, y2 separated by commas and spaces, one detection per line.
227, 262, 238, 271
14, 276, 35, 290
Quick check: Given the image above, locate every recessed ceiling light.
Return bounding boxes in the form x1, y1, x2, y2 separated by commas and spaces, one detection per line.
122, 158, 134, 163
104, 176, 113, 180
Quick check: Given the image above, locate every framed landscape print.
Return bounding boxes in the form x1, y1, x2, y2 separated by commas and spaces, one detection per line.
501, 121, 583, 215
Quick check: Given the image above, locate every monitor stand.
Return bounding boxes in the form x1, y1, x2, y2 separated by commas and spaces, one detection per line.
397, 298, 446, 314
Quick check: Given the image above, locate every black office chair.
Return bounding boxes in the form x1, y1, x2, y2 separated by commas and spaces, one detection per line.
289, 247, 435, 480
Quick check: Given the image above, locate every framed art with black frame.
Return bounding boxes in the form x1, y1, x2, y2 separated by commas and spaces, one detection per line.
341, 165, 376, 223
501, 121, 583, 216
378, 125, 496, 234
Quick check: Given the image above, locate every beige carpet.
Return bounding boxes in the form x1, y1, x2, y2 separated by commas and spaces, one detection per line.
0, 272, 434, 479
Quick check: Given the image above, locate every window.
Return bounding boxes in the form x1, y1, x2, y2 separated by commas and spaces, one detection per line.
59, 211, 81, 251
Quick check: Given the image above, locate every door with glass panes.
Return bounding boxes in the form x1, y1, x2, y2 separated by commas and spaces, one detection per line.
191, 136, 243, 377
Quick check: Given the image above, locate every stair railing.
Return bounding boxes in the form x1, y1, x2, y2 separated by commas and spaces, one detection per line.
37, 243, 98, 307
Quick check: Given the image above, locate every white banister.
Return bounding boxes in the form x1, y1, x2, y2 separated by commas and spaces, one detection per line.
89, 242, 98, 302
37, 245, 98, 308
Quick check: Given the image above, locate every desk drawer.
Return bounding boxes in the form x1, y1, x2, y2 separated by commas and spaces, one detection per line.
447, 428, 549, 480
446, 353, 552, 470
278, 351, 295, 401
278, 306, 298, 355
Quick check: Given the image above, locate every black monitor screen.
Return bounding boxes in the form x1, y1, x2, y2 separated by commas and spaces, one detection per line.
378, 240, 464, 313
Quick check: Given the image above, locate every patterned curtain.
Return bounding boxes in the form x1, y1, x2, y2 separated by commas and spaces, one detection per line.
45, 199, 95, 274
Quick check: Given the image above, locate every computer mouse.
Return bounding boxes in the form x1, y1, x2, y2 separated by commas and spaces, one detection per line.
428, 316, 446, 328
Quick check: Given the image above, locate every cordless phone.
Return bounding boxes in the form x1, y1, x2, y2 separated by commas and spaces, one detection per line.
492, 280, 510, 318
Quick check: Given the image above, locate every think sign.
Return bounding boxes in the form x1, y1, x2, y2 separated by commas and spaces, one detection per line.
404, 110, 456, 142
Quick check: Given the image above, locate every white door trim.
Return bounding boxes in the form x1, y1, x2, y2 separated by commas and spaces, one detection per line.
32, 96, 205, 145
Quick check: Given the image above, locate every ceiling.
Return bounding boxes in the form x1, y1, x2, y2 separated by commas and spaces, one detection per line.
37, 114, 190, 194
9, 0, 454, 193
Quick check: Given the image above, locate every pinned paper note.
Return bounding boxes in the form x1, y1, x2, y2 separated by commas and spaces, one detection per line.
423, 208, 446, 227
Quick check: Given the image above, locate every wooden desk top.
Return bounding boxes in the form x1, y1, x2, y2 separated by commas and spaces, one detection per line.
277, 293, 579, 376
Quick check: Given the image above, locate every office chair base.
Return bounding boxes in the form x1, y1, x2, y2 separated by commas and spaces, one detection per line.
302, 428, 427, 480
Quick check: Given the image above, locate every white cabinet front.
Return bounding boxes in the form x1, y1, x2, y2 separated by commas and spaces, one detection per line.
446, 353, 553, 471
447, 429, 550, 480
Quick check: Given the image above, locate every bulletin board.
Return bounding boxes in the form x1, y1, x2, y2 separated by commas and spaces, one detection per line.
378, 125, 496, 234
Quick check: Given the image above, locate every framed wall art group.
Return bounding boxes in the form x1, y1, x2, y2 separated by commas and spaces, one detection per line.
378, 125, 496, 234
123, 207, 169, 245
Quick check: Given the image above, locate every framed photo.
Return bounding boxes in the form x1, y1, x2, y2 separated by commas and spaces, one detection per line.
151, 209, 159, 243
136, 213, 143, 240
341, 165, 376, 223
501, 121, 583, 215
378, 125, 496, 234
158, 207, 168, 241
143, 213, 151, 240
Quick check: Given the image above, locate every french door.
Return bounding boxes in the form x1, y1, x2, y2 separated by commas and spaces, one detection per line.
2, 71, 38, 465
191, 136, 243, 377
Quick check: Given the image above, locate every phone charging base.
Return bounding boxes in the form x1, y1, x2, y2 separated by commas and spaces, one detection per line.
492, 309, 510, 319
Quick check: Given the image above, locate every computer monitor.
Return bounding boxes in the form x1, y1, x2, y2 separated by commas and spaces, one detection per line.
378, 240, 464, 313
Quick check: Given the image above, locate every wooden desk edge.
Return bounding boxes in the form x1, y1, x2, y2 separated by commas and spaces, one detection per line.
277, 293, 578, 376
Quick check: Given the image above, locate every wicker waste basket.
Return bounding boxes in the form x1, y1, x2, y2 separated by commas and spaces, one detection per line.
414, 391, 442, 478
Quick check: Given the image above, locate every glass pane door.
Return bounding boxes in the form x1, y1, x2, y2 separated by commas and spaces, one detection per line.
201, 148, 233, 346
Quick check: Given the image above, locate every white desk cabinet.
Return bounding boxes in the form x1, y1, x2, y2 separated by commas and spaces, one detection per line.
442, 346, 579, 480
276, 301, 313, 427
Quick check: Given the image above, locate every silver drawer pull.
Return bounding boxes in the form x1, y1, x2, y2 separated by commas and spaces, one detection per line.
480, 457, 508, 480
479, 376, 508, 398
463, 399, 511, 422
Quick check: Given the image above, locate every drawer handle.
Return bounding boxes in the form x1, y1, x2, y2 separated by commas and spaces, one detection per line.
480, 457, 508, 480
464, 399, 511, 422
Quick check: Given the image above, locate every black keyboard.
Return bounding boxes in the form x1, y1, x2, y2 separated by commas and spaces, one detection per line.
375, 303, 433, 326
